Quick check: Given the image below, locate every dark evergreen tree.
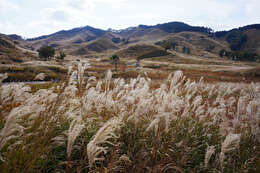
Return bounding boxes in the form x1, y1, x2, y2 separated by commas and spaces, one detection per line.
162, 41, 171, 52
219, 49, 225, 57
111, 54, 119, 71
37, 46, 55, 61
225, 31, 248, 51
112, 37, 121, 44
182, 46, 187, 53
57, 51, 66, 60
187, 48, 191, 54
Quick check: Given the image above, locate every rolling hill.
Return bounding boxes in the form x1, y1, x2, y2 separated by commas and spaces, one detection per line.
21, 22, 215, 51
115, 44, 170, 59
2, 22, 259, 62
24, 26, 106, 51
0, 34, 36, 64
215, 24, 260, 54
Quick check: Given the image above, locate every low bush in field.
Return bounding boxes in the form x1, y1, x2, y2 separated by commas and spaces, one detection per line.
0, 62, 259, 172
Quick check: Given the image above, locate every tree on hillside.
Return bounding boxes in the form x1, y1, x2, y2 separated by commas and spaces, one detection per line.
111, 54, 119, 71
37, 46, 55, 61
112, 37, 121, 44
219, 49, 226, 57
186, 48, 191, 54
225, 31, 248, 51
57, 51, 66, 60
182, 46, 191, 54
170, 42, 178, 50
162, 41, 171, 52
182, 46, 187, 53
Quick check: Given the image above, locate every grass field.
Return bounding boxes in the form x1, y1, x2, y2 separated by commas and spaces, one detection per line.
0, 64, 67, 82
0, 61, 259, 172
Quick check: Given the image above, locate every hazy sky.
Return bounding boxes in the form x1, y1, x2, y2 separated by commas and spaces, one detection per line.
0, 0, 259, 38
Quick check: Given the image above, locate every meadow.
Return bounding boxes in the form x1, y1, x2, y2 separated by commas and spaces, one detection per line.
0, 61, 259, 173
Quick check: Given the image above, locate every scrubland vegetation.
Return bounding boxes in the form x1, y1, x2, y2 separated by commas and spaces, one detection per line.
0, 62, 259, 173
0, 65, 67, 82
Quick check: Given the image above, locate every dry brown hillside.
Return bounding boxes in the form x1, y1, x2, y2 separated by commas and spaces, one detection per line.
0, 34, 36, 64
156, 32, 230, 58
115, 44, 169, 59
25, 26, 106, 51
17, 22, 260, 62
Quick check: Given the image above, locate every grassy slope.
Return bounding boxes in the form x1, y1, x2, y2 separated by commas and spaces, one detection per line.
115, 44, 169, 59
0, 35, 36, 64
157, 32, 230, 57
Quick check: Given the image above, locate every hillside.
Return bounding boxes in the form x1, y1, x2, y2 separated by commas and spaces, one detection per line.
115, 44, 170, 59
17, 22, 258, 62
0, 34, 36, 64
215, 24, 260, 56
117, 22, 212, 36
155, 32, 228, 56
1, 22, 259, 64
25, 26, 106, 51
22, 22, 215, 52
242, 29, 260, 55
72, 37, 118, 55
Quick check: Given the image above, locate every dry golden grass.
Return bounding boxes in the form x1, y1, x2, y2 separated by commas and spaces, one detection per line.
82, 59, 260, 84
0, 65, 67, 82
0, 62, 259, 172
0, 36, 37, 64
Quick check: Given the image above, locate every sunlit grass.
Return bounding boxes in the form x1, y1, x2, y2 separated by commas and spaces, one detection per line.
0, 62, 259, 172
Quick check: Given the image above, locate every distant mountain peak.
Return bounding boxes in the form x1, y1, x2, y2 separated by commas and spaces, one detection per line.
26, 25, 106, 41
8, 34, 24, 40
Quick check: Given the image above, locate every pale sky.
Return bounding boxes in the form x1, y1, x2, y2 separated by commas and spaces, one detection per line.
0, 0, 259, 38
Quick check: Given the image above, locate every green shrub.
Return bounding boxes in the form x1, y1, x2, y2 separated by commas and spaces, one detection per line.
37, 46, 55, 61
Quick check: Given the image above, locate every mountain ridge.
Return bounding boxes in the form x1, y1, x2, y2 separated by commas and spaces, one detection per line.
2, 21, 260, 61
23, 22, 212, 41
9, 22, 260, 41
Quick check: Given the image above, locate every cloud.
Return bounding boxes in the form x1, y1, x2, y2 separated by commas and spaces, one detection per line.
245, 0, 260, 20
40, 8, 68, 22
50, 10, 69, 22
0, 0, 19, 12
0, 0, 259, 37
